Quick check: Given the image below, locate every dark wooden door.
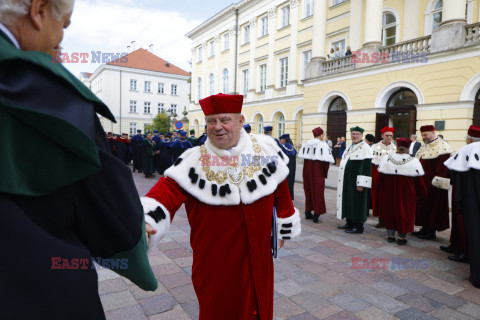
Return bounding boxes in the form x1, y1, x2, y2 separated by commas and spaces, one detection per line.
409, 109, 417, 137
327, 110, 347, 143
386, 105, 416, 139
474, 101, 480, 126
375, 113, 389, 141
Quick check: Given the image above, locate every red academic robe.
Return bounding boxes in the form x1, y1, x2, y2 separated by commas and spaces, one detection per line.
450, 184, 468, 255
378, 173, 427, 234
303, 159, 330, 215
371, 164, 383, 217
146, 177, 295, 320
415, 153, 451, 231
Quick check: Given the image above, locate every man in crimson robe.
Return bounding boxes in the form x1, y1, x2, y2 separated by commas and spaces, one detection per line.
370, 126, 396, 228
337, 126, 373, 234
143, 93, 301, 320
299, 127, 335, 223
377, 138, 427, 245
412, 125, 452, 240
444, 125, 480, 288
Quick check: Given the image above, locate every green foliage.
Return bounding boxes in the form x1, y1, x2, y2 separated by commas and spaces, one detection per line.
152, 112, 170, 133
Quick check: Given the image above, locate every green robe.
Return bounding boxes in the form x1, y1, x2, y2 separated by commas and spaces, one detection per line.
142, 138, 156, 175
336, 140, 373, 224
188, 136, 198, 145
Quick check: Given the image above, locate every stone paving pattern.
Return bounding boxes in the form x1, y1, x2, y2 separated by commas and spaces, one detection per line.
98, 172, 480, 320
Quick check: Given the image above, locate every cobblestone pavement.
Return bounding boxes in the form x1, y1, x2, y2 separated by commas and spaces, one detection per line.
98, 171, 480, 320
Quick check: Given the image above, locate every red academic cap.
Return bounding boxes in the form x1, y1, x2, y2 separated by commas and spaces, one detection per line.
107, 132, 112, 134
420, 125, 435, 132
381, 126, 394, 134
312, 127, 324, 137
396, 137, 412, 149
468, 125, 480, 138
199, 93, 243, 116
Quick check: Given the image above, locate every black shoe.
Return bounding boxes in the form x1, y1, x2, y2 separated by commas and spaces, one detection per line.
387, 236, 396, 243
345, 227, 364, 234
470, 278, 480, 289
338, 223, 353, 229
418, 231, 436, 240
397, 238, 408, 245
305, 211, 313, 220
312, 214, 320, 223
448, 253, 469, 263
411, 228, 426, 236
440, 245, 457, 254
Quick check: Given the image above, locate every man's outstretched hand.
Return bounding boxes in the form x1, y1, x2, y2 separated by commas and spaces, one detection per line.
145, 223, 157, 245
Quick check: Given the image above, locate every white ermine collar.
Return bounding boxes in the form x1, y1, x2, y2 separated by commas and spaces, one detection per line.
298, 139, 335, 163
378, 153, 425, 177
164, 129, 290, 206
416, 138, 452, 160
371, 141, 396, 165
343, 140, 373, 161
444, 141, 480, 172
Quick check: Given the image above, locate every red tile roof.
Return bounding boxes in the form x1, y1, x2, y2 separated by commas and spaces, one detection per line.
107, 48, 190, 76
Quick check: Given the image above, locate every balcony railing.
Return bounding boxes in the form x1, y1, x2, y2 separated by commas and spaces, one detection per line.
380, 36, 431, 62
465, 22, 480, 45
322, 55, 356, 75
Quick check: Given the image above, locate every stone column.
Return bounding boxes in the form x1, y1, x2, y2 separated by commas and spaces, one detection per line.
247, 18, 257, 101
363, 0, 383, 47
214, 35, 221, 94
228, 27, 236, 94
403, 0, 419, 41
287, 0, 300, 96
431, 0, 467, 52
349, 0, 363, 50
265, 7, 277, 99
305, 0, 327, 79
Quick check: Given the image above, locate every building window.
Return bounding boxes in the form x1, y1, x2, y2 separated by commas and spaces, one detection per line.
330, 39, 346, 58
304, 0, 313, 18
129, 100, 137, 113
279, 57, 288, 88
144, 81, 151, 93
331, 0, 348, 6
223, 33, 229, 51
171, 84, 177, 95
260, 16, 268, 37
280, 5, 290, 28
277, 114, 285, 137
158, 103, 164, 114
243, 25, 250, 44
242, 69, 249, 95
259, 64, 267, 92
171, 104, 177, 115
382, 12, 397, 46
158, 82, 164, 94
198, 46, 203, 62
144, 101, 151, 114
223, 68, 229, 94
197, 78, 203, 100
433, 0, 442, 30
209, 40, 214, 57
129, 122, 137, 135
209, 73, 215, 95
303, 50, 312, 75
256, 115, 264, 134
130, 79, 137, 91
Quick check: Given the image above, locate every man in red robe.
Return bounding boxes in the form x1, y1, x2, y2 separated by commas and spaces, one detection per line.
143, 93, 301, 320
377, 138, 427, 245
412, 125, 452, 240
370, 126, 396, 228
298, 127, 335, 223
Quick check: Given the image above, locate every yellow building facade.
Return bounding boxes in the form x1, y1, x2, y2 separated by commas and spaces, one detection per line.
187, 0, 480, 151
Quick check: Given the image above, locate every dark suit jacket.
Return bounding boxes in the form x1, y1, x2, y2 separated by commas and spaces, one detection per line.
410, 141, 421, 156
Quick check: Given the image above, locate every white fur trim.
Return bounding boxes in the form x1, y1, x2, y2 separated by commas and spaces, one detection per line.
371, 141, 396, 165
378, 153, 425, 177
164, 129, 290, 206
277, 208, 301, 240
416, 138, 452, 160
298, 139, 335, 164
432, 176, 451, 190
356, 175, 372, 188
444, 141, 480, 172
141, 197, 171, 254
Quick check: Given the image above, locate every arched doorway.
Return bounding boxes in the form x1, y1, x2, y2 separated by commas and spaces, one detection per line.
295, 110, 303, 146
254, 114, 264, 134
327, 97, 347, 143
274, 113, 285, 138
377, 88, 418, 139
474, 89, 480, 126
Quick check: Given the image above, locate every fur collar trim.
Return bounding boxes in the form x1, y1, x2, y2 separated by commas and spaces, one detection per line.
378, 153, 425, 177
444, 141, 480, 172
416, 138, 452, 160
298, 139, 335, 163
342, 140, 373, 161
371, 141, 396, 165
164, 129, 290, 206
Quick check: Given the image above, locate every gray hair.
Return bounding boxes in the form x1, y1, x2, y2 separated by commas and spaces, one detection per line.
467, 135, 480, 142
411, 134, 417, 138
0, 0, 74, 25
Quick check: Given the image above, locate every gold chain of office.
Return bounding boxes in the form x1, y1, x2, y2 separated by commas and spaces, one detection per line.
199, 136, 264, 185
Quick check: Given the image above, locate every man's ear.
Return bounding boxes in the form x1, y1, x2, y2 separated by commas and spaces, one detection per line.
29, 0, 50, 31
239, 114, 245, 126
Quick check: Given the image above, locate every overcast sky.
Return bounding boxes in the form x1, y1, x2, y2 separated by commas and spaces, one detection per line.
62, 0, 234, 76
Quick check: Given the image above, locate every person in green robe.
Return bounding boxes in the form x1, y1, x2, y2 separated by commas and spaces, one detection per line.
336, 126, 373, 234
187, 129, 197, 144
142, 132, 156, 178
